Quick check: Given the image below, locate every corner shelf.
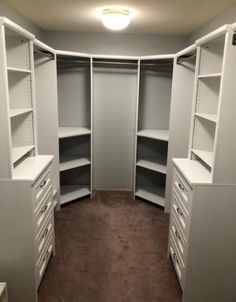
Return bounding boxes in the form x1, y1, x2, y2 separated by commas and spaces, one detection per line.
58, 127, 91, 139
7, 67, 31, 73
10, 108, 33, 118
136, 186, 165, 207
191, 149, 213, 168
136, 158, 167, 174
137, 129, 169, 141
194, 113, 217, 123
60, 157, 90, 172
12, 145, 35, 164
60, 185, 90, 205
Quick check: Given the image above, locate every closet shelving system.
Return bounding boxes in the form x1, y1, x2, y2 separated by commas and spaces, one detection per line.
134, 55, 174, 207
56, 51, 93, 205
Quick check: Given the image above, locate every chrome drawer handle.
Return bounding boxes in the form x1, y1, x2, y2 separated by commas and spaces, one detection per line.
178, 183, 185, 191
176, 207, 183, 216
41, 204, 48, 214
173, 253, 179, 264
42, 228, 49, 239
39, 179, 47, 189
43, 251, 50, 262
175, 230, 181, 240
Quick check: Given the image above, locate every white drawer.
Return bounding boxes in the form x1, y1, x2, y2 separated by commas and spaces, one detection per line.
33, 167, 52, 209
34, 185, 53, 235
173, 168, 192, 213
35, 214, 54, 262
172, 190, 190, 238
36, 235, 53, 289
169, 235, 185, 290
170, 211, 188, 264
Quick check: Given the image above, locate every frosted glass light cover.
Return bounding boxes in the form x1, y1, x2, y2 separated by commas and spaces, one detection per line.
101, 9, 131, 30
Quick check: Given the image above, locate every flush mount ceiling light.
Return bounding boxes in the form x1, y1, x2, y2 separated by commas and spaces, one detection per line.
101, 8, 131, 30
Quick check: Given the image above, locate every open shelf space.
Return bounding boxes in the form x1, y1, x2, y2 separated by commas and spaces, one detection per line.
194, 113, 217, 123
10, 108, 33, 118
60, 156, 90, 172
191, 149, 213, 168
60, 185, 90, 204
58, 127, 91, 139
7, 67, 31, 73
136, 158, 167, 174
12, 145, 34, 164
137, 129, 169, 141
136, 186, 165, 207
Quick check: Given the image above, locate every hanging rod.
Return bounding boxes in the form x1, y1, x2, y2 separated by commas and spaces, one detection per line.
177, 52, 196, 64
93, 60, 138, 66
34, 48, 55, 60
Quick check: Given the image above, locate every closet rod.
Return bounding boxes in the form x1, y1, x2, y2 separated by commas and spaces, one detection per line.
93, 61, 138, 66
34, 48, 55, 60
177, 53, 196, 64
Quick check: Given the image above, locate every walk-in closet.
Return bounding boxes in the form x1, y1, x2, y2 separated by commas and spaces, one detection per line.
1, 2, 236, 302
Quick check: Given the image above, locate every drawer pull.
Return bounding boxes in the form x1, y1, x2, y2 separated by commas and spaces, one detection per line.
175, 230, 181, 240
178, 183, 185, 191
176, 207, 183, 216
43, 251, 50, 262
42, 228, 49, 239
173, 253, 179, 264
39, 180, 47, 189
41, 205, 48, 214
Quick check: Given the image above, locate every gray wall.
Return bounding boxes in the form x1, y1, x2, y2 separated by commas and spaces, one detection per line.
188, 4, 236, 44
0, 1, 42, 38
43, 31, 187, 56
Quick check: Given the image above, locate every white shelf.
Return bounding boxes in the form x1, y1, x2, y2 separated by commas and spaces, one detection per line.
137, 129, 169, 141
10, 108, 33, 118
136, 186, 165, 207
195, 113, 217, 123
136, 158, 167, 174
60, 157, 90, 172
191, 149, 213, 168
12, 145, 35, 164
60, 185, 90, 205
58, 127, 91, 139
198, 73, 221, 79
7, 66, 31, 73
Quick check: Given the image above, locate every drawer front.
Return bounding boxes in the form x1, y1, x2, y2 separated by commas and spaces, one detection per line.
169, 235, 185, 290
35, 214, 54, 262
36, 235, 53, 288
33, 167, 52, 209
172, 190, 190, 238
173, 169, 192, 213
34, 186, 53, 235
170, 211, 188, 264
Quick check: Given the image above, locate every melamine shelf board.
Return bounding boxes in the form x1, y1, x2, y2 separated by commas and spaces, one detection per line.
137, 129, 169, 142
10, 108, 33, 118
60, 156, 90, 172
136, 186, 165, 207
136, 158, 167, 174
12, 155, 54, 181
195, 113, 217, 123
191, 149, 213, 168
60, 185, 90, 204
173, 158, 212, 185
7, 66, 31, 73
198, 73, 221, 79
12, 145, 35, 164
58, 127, 91, 139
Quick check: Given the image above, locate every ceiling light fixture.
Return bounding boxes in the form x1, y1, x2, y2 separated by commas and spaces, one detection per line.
101, 8, 131, 30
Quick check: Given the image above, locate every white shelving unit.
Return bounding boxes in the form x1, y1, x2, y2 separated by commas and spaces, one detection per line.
57, 51, 92, 204
134, 56, 174, 207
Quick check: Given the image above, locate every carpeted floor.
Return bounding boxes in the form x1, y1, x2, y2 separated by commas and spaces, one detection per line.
38, 191, 182, 302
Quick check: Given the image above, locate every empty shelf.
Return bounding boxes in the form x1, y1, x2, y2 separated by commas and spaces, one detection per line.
60, 185, 90, 205
195, 113, 217, 123
136, 186, 165, 207
10, 108, 33, 118
60, 157, 90, 172
198, 73, 221, 79
137, 129, 169, 141
136, 158, 167, 174
7, 67, 31, 73
58, 127, 91, 139
191, 149, 213, 168
12, 145, 35, 164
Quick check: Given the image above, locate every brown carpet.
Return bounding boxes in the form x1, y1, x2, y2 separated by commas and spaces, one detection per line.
38, 191, 182, 302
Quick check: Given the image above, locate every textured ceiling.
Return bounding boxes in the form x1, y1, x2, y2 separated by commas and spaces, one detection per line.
4, 0, 236, 34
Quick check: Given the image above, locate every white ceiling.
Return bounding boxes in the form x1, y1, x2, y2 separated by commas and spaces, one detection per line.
4, 0, 236, 35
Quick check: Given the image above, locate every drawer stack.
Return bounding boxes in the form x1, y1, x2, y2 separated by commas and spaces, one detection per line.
169, 168, 192, 290
33, 166, 55, 288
